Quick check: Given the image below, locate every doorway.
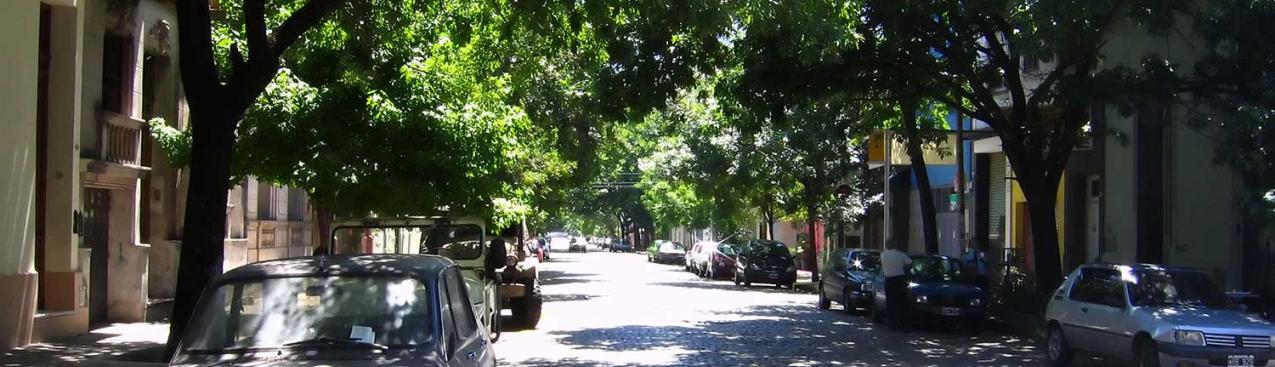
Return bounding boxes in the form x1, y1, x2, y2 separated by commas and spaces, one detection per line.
83, 188, 111, 326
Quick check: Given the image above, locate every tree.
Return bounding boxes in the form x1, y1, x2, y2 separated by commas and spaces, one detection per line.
167, 0, 343, 355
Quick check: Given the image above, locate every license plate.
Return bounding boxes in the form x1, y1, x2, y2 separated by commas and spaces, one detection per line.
1228, 355, 1255, 367
768, 273, 780, 279
941, 307, 961, 316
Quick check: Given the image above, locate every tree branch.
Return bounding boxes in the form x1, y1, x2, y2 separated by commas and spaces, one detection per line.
175, 0, 221, 104
271, 0, 345, 57
243, 0, 270, 61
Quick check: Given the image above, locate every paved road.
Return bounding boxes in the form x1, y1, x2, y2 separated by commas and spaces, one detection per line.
494, 249, 1048, 367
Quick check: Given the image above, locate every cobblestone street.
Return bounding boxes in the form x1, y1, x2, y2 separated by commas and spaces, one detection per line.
495, 250, 1046, 367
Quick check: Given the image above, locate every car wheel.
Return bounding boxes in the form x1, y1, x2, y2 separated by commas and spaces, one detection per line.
842, 288, 855, 315
962, 316, 983, 335
743, 278, 751, 287
817, 282, 831, 309
1045, 324, 1075, 367
1134, 336, 1160, 367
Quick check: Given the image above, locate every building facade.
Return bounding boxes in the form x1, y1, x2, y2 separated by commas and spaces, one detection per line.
0, 0, 316, 349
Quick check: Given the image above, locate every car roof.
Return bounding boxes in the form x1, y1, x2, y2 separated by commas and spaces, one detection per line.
1079, 262, 1203, 274
216, 254, 456, 284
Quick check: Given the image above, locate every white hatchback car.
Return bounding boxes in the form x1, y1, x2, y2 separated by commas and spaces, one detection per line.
1045, 264, 1275, 367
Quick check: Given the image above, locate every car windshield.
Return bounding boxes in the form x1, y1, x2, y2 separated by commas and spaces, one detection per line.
849, 252, 880, 271
659, 242, 683, 252
751, 241, 790, 257
718, 244, 737, 256
332, 224, 483, 260
181, 276, 433, 352
1129, 270, 1230, 308
908, 257, 963, 281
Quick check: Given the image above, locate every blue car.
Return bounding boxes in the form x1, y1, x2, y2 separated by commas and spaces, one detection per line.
608, 239, 632, 252
868, 254, 987, 331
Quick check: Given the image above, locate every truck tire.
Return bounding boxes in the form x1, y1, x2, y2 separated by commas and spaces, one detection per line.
511, 279, 543, 329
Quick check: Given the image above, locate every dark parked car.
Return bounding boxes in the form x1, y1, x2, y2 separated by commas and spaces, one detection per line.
733, 240, 797, 288
170, 254, 496, 367
818, 249, 880, 313
608, 239, 632, 252
868, 254, 987, 331
648, 241, 686, 264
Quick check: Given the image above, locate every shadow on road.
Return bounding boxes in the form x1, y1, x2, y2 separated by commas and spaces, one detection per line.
539, 270, 600, 286
517, 304, 1042, 366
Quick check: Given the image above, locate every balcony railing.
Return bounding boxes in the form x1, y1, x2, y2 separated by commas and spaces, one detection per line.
100, 113, 143, 166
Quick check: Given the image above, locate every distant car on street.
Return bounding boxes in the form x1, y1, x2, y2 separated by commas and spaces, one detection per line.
608, 238, 632, 252
568, 237, 587, 253
169, 254, 496, 367
647, 240, 686, 264
818, 249, 880, 314
867, 254, 986, 331
546, 232, 570, 252
733, 240, 797, 288
1044, 263, 1275, 367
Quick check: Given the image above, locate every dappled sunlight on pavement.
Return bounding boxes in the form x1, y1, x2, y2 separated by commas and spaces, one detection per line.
1, 323, 167, 367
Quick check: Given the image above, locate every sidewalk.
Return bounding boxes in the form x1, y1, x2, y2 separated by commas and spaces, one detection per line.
1, 323, 168, 367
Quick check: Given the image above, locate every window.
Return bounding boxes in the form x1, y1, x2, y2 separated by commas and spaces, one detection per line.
443, 269, 479, 339
257, 182, 276, 220
101, 34, 129, 113
1069, 268, 1127, 308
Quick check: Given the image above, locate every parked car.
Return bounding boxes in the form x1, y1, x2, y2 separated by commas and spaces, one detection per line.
867, 254, 986, 330
685, 242, 704, 272
648, 241, 686, 264
568, 237, 587, 252
733, 240, 797, 288
818, 249, 880, 314
1044, 263, 1275, 367
608, 238, 632, 252
696, 242, 738, 279
169, 254, 496, 367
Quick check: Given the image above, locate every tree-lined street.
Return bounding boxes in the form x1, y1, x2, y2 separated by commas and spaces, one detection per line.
498, 250, 1044, 367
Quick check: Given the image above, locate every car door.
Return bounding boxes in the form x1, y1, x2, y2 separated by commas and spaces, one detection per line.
823, 249, 849, 301
443, 268, 494, 367
1062, 267, 1131, 358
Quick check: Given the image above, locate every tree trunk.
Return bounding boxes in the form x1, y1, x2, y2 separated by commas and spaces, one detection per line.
1022, 179, 1064, 299
164, 110, 238, 356
803, 179, 820, 282
902, 101, 940, 255
314, 200, 333, 250
762, 199, 775, 240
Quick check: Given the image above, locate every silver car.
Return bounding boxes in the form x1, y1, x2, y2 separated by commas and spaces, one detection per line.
170, 255, 496, 367
1045, 263, 1275, 367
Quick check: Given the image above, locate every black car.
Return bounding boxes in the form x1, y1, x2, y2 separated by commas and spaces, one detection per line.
818, 249, 880, 313
733, 240, 797, 288
868, 254, 987, 330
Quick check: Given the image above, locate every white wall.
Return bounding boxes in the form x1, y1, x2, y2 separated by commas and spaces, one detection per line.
1098, 18, 1244, 286
0, 0, 40, 277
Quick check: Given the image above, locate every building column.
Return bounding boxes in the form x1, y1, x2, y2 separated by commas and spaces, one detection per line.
0, 0, 42, 349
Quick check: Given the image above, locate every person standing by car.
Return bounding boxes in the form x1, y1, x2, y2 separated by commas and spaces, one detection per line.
881, 240, 913, 331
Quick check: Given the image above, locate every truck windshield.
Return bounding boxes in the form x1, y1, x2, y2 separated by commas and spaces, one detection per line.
181, 276, 434, 352
1129, 270, 1230, 309
332, 224, 483, 260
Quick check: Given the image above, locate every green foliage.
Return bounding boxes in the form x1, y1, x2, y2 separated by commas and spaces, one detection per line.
145, 118, 191, 168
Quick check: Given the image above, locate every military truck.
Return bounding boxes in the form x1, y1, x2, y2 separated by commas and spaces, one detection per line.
329, 217, 543, 340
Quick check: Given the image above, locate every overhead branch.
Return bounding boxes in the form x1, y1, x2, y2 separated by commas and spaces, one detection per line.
243, 0, 270, 61
271, 0, 345, 57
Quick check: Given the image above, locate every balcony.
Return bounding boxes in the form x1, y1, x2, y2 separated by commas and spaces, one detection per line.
100, 112, 144, 166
